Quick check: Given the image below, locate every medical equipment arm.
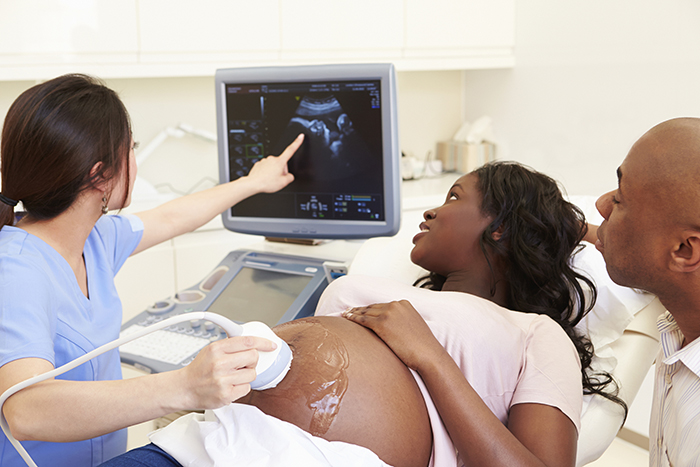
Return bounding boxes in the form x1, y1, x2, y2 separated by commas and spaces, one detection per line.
0, 312, 292, 467
131, 134, 302, 256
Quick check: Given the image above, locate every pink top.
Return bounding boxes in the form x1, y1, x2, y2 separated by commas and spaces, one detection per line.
315, 275, 582, 467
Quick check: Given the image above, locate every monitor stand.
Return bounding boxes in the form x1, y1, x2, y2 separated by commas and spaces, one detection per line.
265, 237, 329, 246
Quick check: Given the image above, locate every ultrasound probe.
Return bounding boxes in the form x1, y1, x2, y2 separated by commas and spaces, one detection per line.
0, 312, 292, 467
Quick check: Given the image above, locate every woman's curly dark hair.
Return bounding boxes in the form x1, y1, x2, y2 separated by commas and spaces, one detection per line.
416, 161, 627, 420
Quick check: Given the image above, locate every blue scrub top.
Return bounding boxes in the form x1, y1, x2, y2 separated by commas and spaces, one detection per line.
0, 214, 144, 467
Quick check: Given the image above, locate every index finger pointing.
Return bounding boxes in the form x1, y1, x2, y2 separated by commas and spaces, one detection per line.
278, 133, 304, 162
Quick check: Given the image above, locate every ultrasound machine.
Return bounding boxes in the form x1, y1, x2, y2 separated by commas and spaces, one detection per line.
119, 63, 401, 374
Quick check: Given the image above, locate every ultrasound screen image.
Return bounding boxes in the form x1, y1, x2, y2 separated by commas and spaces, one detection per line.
275, 94, 376, 186
224, 80, 384, 221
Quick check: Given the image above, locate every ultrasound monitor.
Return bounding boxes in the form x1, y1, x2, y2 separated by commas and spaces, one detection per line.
215, 63, 400, 239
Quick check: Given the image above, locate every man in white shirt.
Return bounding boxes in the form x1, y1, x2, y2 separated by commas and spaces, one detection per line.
592, 117, 700, 466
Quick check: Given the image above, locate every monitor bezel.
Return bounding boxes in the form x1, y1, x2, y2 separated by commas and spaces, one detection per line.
215, 63, 400, 239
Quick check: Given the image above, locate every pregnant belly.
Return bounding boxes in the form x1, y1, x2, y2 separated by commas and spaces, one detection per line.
239, 316, 432, 467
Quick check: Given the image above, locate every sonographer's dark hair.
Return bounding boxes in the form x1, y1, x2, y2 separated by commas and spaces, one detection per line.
415, 161, 628, 421
0, 74, 132, 228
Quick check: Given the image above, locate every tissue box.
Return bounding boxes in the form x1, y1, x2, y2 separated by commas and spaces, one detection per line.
436, 141, 496, 172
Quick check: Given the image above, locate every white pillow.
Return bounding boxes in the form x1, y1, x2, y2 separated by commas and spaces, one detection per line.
348, 235, 426, 284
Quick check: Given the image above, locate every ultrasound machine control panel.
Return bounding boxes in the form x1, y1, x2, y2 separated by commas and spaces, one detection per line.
119, 249, 342, 374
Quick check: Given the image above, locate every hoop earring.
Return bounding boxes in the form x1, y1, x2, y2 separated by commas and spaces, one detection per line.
102, 194, 109, 215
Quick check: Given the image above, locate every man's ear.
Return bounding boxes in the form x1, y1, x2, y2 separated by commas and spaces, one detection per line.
669, 232, 700, 273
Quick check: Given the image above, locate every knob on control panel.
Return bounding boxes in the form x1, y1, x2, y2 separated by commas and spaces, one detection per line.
146, 300, 175, 315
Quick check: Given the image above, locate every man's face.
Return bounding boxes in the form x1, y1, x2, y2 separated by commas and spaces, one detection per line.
595, 138, 666, 292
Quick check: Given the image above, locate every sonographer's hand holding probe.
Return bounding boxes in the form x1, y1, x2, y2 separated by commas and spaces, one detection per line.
202, 315, 293, 391
178, 316, 293, 409
237, 321, 293, 390
179, 331, 274, 408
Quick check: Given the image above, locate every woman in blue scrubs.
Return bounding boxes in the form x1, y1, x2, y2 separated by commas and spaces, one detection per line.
0, 74, 304, 466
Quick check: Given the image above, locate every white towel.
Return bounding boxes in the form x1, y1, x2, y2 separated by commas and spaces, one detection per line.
150, 403, 390, 467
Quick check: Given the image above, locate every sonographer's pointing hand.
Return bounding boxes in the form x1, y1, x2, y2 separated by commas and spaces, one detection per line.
131, 133, 303, 255
247, 133, 304, 193
178, 335, 278, 409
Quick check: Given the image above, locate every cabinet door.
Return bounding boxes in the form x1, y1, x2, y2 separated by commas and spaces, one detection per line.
405, 0, 515, 50
0, 0, 515, 80
280, 0, 404, 60
0, 0, 138, 67
138, 0, 280, 63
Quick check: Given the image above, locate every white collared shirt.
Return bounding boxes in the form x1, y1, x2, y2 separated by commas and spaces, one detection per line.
649, 311, 700, 467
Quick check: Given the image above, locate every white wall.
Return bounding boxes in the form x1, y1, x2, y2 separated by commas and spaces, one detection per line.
461, 0, 700, 196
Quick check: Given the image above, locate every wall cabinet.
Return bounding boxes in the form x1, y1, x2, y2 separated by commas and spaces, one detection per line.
0, 0, 514, 81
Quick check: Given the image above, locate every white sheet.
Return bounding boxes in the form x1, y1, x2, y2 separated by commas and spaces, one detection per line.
150, 404, 390, 467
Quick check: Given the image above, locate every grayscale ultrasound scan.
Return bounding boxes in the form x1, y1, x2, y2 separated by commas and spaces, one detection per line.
224, 79, 385, 220
278, 95, 374, 183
